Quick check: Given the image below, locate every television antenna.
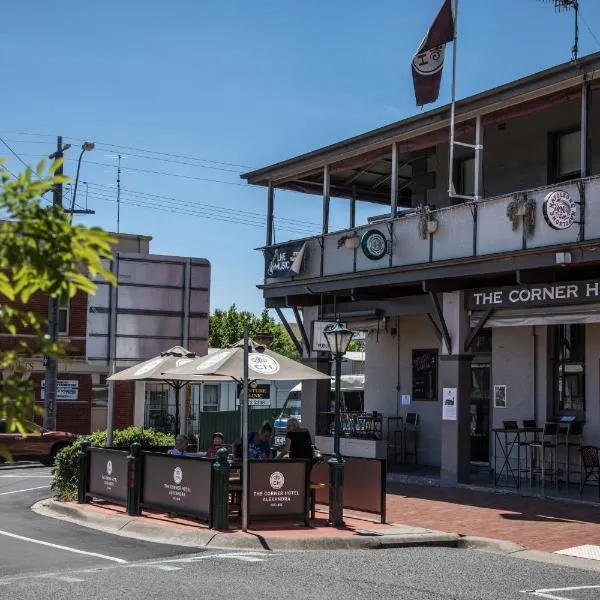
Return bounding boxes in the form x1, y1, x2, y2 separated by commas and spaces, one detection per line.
538, 1, 580, 62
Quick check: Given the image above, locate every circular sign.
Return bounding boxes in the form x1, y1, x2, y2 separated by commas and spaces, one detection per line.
173, 467, 183, 485
412, 44, 445, 75
248, 353, 280, 375
269, 471, 285, 490
543, 190, 576, 230
133, 357, 164, 377
361, 229, 388, 261
106, 460, 113, 476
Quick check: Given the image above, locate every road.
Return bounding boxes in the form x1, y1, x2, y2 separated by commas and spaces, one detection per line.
2, 464, 600, 599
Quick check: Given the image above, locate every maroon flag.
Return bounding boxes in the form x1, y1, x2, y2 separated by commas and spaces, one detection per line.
412, 0, 455, 106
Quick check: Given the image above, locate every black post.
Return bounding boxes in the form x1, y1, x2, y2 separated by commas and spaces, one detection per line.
328, 352, 345, 527
211, 447, 230, 530
126, 442, 142, 517
77, 440, 90, 504
174, 385, 180, 436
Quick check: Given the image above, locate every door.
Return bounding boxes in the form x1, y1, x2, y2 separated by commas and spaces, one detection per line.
470, 364, 491, 464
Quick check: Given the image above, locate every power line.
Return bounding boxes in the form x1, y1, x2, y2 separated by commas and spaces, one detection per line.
579, 9, 600, 50
0, 135, 32, 171
84, 182, 322, 229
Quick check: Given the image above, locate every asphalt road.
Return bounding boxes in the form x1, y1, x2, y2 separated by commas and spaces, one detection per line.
3, 463, 600, 599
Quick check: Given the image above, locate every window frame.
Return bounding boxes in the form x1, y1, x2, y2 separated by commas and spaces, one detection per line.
202, 383, 220, 412
58, 295, 69, 335
548, 126, 581, 184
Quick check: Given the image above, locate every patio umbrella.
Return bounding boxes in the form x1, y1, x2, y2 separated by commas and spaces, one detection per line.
107, 345, 206, 437
163, 333, 330, 531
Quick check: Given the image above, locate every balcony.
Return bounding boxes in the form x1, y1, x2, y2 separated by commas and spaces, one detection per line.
263, 176, 599, 288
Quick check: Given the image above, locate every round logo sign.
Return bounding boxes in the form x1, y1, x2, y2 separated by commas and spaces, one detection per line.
173, 467, 183, 485
543, 190, 576, 230
269, 471, 285, 490
248, 354, 280, 375
412, 44, 445, 75
133, 357, 164, 377
106, 460, 113, 476
361, 229, 388, 261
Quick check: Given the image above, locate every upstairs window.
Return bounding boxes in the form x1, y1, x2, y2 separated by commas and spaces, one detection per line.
58, 294, 69, 335
551, 128, 581, 183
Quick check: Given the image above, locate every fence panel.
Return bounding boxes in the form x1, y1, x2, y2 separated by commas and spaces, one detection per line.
87, 448, 129, 504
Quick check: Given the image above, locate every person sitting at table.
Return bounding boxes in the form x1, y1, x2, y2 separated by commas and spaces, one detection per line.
278, 418, 313, 460
247, 421, 273, 459
205, 432, 225, 458
169, 434, 190, 456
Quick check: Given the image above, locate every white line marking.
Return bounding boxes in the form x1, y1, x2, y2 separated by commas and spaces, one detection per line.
0, 485, 50, 496
0, 529, 127, 564
56, 576, 85, 583
153, 565, 183, 571
522, 584, 600, 599
0, 475, 52, 478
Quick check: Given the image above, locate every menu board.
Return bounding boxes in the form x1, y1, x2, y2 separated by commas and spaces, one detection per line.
412, 349, 438, 401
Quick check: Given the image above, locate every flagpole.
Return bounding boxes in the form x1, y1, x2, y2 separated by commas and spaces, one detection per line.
448, 0, 459, 197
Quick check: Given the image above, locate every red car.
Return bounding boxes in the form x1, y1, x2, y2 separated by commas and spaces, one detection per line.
0, 420, 76, 465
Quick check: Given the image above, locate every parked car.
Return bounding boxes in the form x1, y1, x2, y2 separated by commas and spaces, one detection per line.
0, 420, 76, 465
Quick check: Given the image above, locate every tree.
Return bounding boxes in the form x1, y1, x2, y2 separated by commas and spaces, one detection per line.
347, 339, 366, 352
0, 159, 114, 456
209, 304, 299, 359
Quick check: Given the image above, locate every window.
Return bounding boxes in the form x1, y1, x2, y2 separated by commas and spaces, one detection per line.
551, 128, 581, 182
144, 383, 175, 433
202, 384, 219, 412
91, 385, 108, 408
550, 324, 585, 417
58, 295, 69, 335
457, 156, 475, 197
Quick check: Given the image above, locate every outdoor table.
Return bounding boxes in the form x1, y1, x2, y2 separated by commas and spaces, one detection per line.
492, 427, 542, 488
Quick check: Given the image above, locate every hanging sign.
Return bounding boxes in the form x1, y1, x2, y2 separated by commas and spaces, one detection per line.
361, 230, 388, 261
542, 190, 576, 230
264, 242, 306, 278
237, 382, 271, 407
41, 379, 79, 400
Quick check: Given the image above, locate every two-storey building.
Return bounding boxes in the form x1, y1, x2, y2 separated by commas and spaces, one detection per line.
242, 51, 600, 486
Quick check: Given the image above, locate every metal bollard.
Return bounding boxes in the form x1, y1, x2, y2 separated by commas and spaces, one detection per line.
77, 440, 90, 504
126, 442, 142, 516
211, 447, 231, 530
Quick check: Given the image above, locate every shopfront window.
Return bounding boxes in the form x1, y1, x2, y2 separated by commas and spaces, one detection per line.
144, 383, 175, 433
551, 324, 585, 417
202, 384, 219, 412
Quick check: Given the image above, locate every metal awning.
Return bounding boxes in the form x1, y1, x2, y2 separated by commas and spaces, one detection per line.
471, 304, 600, 328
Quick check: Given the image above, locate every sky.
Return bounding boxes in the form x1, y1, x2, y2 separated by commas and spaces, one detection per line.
2, 0, 600, 315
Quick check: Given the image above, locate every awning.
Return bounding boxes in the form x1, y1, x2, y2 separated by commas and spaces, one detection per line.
471, 304, 600, 328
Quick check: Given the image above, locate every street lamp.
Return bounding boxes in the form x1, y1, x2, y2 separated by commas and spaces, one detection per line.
70, 141, 95, 215
323, 320, 355, 527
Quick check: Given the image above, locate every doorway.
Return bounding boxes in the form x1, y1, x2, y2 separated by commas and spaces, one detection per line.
470, 363, 491, 464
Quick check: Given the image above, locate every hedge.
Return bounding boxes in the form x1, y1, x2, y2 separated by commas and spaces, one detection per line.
51, 426, 174, 501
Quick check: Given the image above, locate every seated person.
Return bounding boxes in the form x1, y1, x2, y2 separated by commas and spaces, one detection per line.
278, 418, 313, 460
247, 421, 273, 459
169, 434, 190, 456
205, 432, 225, 458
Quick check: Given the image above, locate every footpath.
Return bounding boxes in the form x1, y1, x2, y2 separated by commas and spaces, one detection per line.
34, 481, 600, 570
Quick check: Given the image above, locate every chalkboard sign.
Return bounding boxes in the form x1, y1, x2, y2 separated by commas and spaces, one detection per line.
412, 349, 438, 401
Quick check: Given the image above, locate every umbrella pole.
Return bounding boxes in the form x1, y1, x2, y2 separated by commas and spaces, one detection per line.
242, 325, 249, 532
174, 385, 180, 437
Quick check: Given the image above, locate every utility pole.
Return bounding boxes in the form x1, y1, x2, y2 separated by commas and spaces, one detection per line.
44, 136, 69, 430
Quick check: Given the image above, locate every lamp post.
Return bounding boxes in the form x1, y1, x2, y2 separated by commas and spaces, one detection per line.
70, 141, 95, 215
323, 320, 355, 527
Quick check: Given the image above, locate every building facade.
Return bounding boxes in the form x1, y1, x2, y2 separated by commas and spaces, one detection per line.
242, 52, 600, 485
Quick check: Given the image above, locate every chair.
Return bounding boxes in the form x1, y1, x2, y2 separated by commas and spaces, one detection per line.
579, 446, 600, 500
518, 420, 538, 481
558, 420, 583, 485
386, 417, 403, 465
529, 422, 560, 490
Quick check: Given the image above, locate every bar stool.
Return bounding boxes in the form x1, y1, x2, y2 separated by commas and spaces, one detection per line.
518, 420, 538, 482
403, 413, 419, 465
386, 417, 403, 465
529, 422, 560, 492
558, 420, 583, 485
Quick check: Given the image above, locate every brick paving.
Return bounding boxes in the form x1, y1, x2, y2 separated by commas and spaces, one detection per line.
386, 482, 600, 552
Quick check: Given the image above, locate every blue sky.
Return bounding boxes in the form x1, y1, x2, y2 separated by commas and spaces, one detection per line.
2, 0, 600, 314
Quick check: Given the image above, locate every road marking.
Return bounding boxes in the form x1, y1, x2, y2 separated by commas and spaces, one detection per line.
56, 576, 85, 583
0, 485, 50, 496
0, 529, 127, 564
522, 584, 600, 599
0, 474, 52, 478
153, 565, 183, 571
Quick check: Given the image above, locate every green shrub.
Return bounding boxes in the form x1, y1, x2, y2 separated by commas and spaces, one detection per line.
51, 426, 174, 501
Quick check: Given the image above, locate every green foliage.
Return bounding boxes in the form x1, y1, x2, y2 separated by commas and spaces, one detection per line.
0, 161, 115, 442
347, 339, 366, 352
51, 426, 174, 501
209, 304, 299, 359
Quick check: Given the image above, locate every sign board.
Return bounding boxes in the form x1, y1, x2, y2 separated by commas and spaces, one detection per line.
247, 460, 308, 523
543, 190, 576, 230
412, 349, 438, 401
312, 320, 349, 353
442, 388, 457, 421
466, 279, 600, 310
264, 242, 306, 279
237, 383, 270, 407
141, 454, 212, 519
41, 379, 79, 401
88, 448, 128, 503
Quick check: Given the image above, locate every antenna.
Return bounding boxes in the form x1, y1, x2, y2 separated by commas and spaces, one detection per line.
537, 0, 579, 62
105, 154, 125, 233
